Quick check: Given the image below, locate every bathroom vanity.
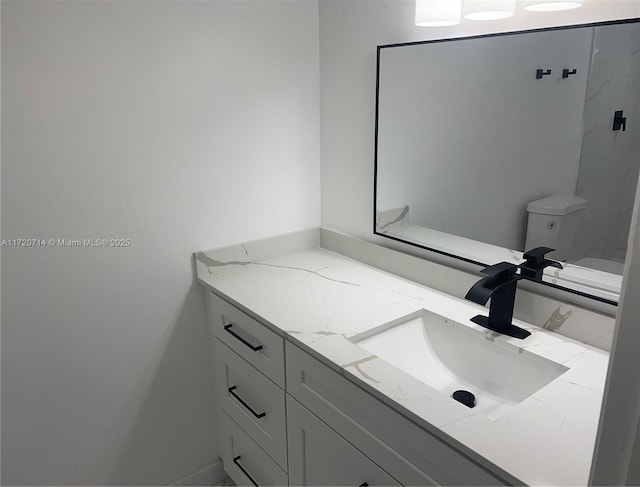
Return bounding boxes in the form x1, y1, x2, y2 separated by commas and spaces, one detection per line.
196, 229, 609, 486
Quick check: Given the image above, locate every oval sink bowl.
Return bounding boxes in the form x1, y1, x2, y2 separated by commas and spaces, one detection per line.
350, 309, 568, 419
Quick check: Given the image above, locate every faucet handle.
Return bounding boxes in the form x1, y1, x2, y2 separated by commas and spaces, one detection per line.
480, 261, 520, 279
523, 246, 556, 264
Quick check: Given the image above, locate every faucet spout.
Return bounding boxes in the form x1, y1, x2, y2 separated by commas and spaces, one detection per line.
464, 262, 530, 340
465, 262, 519, 305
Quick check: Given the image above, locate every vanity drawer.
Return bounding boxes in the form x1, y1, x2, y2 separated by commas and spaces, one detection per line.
286, 341, 510, 486
219, 409, 288, 487
287, 395, 400, 487
209, 292, 285, 387
214, 339, 287, 470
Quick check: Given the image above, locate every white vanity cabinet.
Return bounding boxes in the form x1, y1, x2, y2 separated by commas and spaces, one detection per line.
208, 291, 511, 486
209, 292, 287, 485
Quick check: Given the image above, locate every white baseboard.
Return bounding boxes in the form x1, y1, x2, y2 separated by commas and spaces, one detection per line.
170, 459, 226, 486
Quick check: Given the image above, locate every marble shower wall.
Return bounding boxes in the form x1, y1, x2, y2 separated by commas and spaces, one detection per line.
573, 23, 640, 263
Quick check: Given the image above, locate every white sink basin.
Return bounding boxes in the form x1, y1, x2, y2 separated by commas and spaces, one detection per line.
350, 309, 568, 419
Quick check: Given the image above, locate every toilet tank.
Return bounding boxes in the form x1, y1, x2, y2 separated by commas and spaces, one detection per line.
524, 195, 587, 261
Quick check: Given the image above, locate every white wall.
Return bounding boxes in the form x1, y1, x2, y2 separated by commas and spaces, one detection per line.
320, 0, 640, 239
1, 1, 320, 485
377, 28, 591, 251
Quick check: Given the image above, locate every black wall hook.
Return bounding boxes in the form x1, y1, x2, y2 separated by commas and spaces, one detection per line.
562, 68, 577, 78
613, 110, 627, 131
536, 69, 552, 79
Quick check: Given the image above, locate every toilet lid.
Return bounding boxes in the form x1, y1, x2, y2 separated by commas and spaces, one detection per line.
526, 195, 588, 215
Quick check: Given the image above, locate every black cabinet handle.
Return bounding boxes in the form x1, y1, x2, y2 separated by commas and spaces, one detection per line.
358, 483, 369, 487
224, 324, 263, 351
233, 456, 259, 487
228, 386, 266, 419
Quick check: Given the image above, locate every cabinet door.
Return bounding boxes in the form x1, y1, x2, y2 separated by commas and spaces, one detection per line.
286, 341, 508, 486
287, 395, 400, 487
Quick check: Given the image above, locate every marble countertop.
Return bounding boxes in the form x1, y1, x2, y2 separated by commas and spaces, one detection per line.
197, 246, 609, 486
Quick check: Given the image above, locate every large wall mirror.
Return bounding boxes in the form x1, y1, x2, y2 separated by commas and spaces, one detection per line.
374, 18, 640, 305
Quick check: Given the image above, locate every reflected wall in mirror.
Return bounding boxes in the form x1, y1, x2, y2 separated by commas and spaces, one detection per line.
375, 19, 640, 304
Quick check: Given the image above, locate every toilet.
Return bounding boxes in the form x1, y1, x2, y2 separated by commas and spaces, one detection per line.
524, 195, 624, 275
525, 195, 588, 262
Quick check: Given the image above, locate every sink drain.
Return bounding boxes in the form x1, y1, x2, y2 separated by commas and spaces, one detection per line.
452, 390, 476, 408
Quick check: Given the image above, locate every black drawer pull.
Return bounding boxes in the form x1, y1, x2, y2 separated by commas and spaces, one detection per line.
224, 324, 263, 351
359, 484, 369, 487
228, 386, 266, 419
233, 455, 259, 487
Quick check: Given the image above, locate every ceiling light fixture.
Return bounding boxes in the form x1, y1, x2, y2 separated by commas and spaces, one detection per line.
523, 0, 584, 12
464, 0, 516, 20
415, 0, 463, 26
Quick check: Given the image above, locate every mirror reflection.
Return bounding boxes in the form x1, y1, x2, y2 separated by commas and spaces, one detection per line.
375, 19, 640, 304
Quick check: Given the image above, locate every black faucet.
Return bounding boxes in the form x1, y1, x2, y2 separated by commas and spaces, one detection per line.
519, 246, 563, 281
464, 262, 530, 339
